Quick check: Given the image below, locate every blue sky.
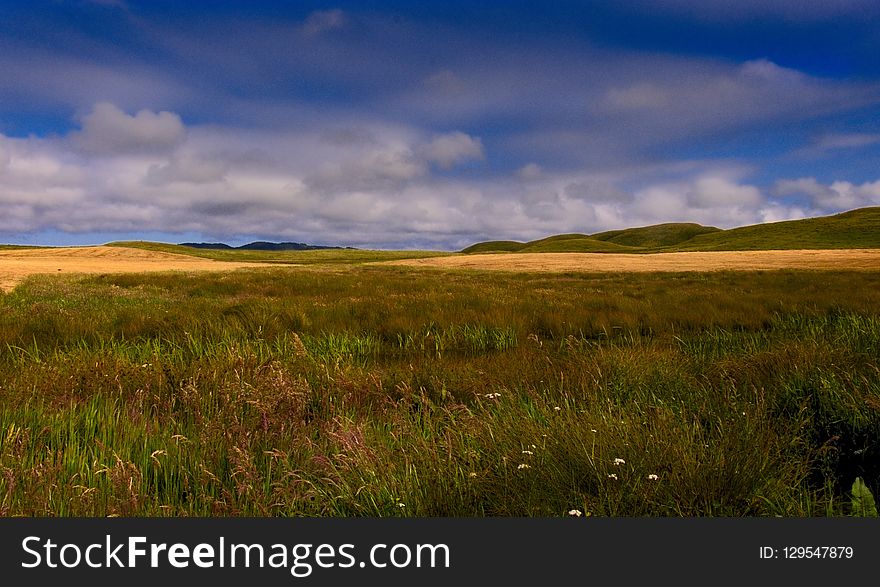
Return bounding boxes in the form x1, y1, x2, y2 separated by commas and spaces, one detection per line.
1, 1, 879, 249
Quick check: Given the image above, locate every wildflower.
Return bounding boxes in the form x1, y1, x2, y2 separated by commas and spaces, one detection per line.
590, 429, 597, 433
607, 473, 618, 480
553, 406, 562, 411
397, 502, 406, 508
568, 509, 583, 517
517, 463, 531, 470
521, 450, 534, 455
613, 458, 626, 466
484, 392, 501, 399
648, 474, 659, 481
468, 472, 477, 478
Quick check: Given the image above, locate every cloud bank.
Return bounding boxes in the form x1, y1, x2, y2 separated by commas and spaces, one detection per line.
1, 6, 879, 248
3, 101, 879, 249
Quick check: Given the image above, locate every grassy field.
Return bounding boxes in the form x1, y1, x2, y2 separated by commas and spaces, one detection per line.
464, 206, 880, 253
0, 257, 878, 517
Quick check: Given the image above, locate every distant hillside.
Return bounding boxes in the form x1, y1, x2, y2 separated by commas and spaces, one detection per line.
181, 241, 348, 251
0, 244, 45, 250
461, 233, 635, 254
460, 240, 528, 254
591, 223, 720, 248
462, 207, 880, 253
520, 235, 636, 253
671, 207, 880, 251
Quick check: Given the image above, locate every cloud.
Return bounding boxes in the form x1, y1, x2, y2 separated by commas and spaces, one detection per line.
604, 83, 670, 111
686, 175, 764, 208
306, 145, 427, 194
813, 133, 880, 150
0, 113, 872, 248
73, 102, 186, 155
563, 178, 632, 203
421, 132, 484, 169
517, 163, 542, 180
299, 9, 348, 37
143, 151, 228, 186
793, 132, 880, 157
775, 177, 880, 210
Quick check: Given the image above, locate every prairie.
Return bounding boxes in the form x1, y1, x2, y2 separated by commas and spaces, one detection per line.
388, 249, 880, 273
0, 256, 878, 516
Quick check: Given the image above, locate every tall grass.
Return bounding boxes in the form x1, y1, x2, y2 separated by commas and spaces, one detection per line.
0, 267, 878, 516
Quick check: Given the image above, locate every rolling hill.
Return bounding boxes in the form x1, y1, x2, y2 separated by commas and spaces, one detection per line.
462, 207, 880, 253
591, 223, 721, 248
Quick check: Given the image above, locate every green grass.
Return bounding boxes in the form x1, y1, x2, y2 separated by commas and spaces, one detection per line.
0, 265, 878, 516
462, 206, 880, 253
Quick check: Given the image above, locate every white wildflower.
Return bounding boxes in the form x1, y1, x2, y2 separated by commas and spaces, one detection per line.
568, 509, 583, 517
648, 474, 659, 481
607, 473, 618, 480
613, 458, 626, 466
517, 463, 530, 470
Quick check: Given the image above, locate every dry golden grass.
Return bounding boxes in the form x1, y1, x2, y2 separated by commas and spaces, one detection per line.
0, 246, 274, 292
387, 249, 880, 273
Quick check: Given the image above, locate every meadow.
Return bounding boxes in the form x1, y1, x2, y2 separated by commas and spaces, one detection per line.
0, 261, 878, 516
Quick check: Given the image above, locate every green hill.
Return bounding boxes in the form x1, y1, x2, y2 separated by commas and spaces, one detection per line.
671, 207, 880, 251
591, 223, 720, 248
460, 207, 880, 253
460, 240, 528, 254
462, 233, 636, 254
520, 236, 636, 253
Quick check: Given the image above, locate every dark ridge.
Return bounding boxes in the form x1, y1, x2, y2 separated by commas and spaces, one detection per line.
181, 241, 352, 251
179, 242, 234, 250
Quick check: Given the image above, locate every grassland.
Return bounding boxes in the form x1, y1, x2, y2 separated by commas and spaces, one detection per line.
0, 260, 878, 516
464, 206, 880, 253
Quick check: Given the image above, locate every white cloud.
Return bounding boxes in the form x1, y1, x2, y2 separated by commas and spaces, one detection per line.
687, 175, 764, 208
421, 132, 484, 169
1, 103, 877, 249
774, 177, 880, 212
776, 177, 880, 210
73, 102, 186, 155
628, 173, 797, 229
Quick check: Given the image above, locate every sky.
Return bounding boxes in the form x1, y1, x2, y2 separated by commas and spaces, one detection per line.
1, 1, 880, 249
